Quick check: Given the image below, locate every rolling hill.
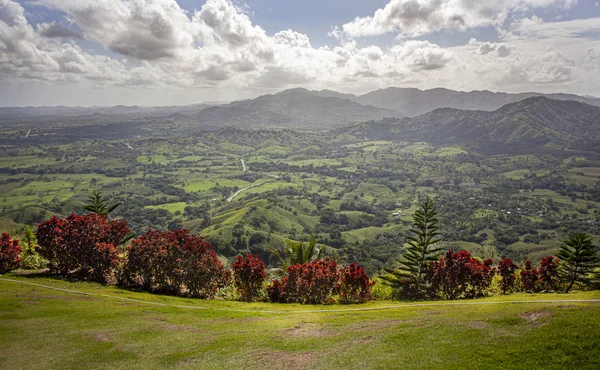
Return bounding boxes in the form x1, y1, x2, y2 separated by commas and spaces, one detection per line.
336, 97, 600, 153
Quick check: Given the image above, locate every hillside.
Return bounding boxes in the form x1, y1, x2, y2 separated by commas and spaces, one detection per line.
337, 97, 600, 153
180, 88, 400, 130
3, 275, 600, 369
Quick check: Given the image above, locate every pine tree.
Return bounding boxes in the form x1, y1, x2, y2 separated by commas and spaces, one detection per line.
382, 198, 444, 298
83, 191, 121, 217
556, 233, 599, 293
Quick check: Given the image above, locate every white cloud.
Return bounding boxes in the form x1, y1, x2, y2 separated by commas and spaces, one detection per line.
391, 40, 453, 70
0, 0, 598, 104
39, 0, 195, 60
508, 15, 600, 39
469, 39, 513, 57
0, 0, 128, 83
342, 0, 578, 38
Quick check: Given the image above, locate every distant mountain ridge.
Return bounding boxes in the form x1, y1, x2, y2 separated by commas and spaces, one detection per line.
335, 97, 600, 154
313, 87, 600, 117
2, 86, 599, 134
179, 88, 399, 129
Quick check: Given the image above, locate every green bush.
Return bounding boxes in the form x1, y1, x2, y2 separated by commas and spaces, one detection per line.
371, 277, 394, 300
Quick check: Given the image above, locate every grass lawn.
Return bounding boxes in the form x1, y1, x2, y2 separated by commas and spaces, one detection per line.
1, 273, 600, 369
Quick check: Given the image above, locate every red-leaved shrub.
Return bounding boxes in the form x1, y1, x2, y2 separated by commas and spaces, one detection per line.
520, 260, 539, 293
267, 278, 287, 303
469, 258, 496, 298
0, 233, 21, 273
538, 256, 561, 292
121, 229, 228, 298
232, 254, 266, 302
36, 213, 129, 282
498, 258, 518, 294
338, 263, 374, 303
269, 259, 339, 304
430, 250, 495, 299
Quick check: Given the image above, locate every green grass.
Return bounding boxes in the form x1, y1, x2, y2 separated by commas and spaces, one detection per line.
145, 202, 188, 213
183, 180, 216, 192
1, 273, 600, 369
434, 146, 468, 157
0, 155, 65, 168
504, 169, 530, 180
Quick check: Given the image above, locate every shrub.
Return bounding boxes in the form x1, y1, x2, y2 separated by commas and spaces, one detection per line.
429, 250, 494, 299
232, 254, 266, 302
121, 229, 228, 298
371, 276, 394, 300
268, 259, 339, 304
288, 259, 339, 304
36, 213, 129, 282
267, 278, 287, 303
468, 258, 496, 298
19, 226, 46, 270
497, 258, 518, 294
538, 256, 561, 292
520, 260, 539, 293
338, 263, 374, 303
0, 233, 21, 273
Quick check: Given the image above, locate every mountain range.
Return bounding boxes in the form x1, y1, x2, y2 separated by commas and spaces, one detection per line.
3, 87, 599, 130
2, 87, 600, 153
336, 97, 600, 154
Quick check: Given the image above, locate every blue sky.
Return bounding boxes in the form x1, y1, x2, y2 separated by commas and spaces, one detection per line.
1, 0, 599, 106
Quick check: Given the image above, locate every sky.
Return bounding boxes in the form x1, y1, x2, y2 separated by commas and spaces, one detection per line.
0, 0, 599, 106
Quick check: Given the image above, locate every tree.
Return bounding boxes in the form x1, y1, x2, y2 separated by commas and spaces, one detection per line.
382, 198, 444, 298
84, 191, 121, 217
269, 235, 324, 271
556, 233, 600, 293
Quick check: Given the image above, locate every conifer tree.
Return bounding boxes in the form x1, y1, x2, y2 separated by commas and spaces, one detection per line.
84, 191, 121, 217
556, 233, 599, 293
383, 197, 444, 298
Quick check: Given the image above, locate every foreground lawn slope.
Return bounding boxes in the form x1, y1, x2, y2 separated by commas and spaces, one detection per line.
1, 273, 600, 369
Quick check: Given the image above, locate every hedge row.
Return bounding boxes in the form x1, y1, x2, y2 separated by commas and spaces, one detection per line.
25, 213, 374, 303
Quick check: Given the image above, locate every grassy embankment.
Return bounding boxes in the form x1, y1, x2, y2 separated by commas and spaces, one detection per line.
1, 272, 599, 369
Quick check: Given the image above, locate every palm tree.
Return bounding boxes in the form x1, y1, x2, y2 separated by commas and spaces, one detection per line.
269, 235, 324, 271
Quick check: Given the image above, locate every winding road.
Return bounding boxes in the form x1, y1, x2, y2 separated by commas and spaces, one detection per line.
226, 158, 279, 202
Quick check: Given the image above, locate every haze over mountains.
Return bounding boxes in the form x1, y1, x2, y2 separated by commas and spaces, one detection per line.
3, 87, 599, 123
